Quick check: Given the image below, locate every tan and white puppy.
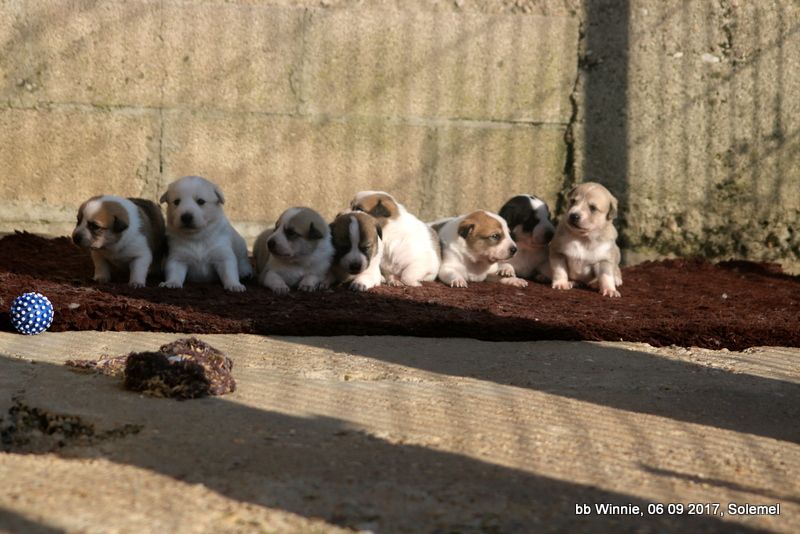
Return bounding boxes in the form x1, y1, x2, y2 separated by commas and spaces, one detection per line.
159, 176, 252, 292
72, 195, 166, 288
253, 207, 334, 295
350, 191, 440, 287
497, 194, 556, 280
329, 211, 384, 292
436, 210, 528, 288
549, 182, 622, 297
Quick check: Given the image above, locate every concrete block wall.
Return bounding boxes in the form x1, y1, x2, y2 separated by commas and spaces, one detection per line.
0, 0, 577, 244
2, 0, 798, 270
575, 0, 799, 269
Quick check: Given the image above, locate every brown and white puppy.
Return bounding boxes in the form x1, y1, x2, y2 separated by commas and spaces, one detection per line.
436, 210, 528, 288
72, 195, 166, 287
497, 194, 556, 280
159, 176, 252, 292
350, 191, 440, 286
549, 182, 622, 297
329, 211, 384, 292
253, 207, 334, 294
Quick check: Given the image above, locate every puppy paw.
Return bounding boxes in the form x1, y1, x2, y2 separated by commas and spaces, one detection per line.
496, 264, 516, 278
552, 280, 573, 290
601, 287, 621, 298
93, 274, 111, 284
268, 282, 290, 295
500, 277, 528, 288
386, 278, 405, 287
449, 278, 468, 288
128, 280, 146, 289
298, 281, 320, 292
225, 282, 247, 292
349, 281, 369, 292
159, 281, 184, 289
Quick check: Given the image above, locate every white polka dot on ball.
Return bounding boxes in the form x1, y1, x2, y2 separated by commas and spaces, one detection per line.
9, 292, 54, 335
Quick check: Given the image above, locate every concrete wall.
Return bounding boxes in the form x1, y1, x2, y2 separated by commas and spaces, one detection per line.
575, 0, 799, 269
0, 0, 577, 244
1, 0, 798, 270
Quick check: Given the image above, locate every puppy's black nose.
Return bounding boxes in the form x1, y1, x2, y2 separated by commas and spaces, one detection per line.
72, 233, 82, 246
348, 262, 362, 274
569, 212, 581, 223
267, 239, 277, 253
180, 213, 194, 225
544, 228, 554, 242
509, 245, 517, 256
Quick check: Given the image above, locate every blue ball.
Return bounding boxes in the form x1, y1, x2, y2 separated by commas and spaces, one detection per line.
9, 292, 54, 335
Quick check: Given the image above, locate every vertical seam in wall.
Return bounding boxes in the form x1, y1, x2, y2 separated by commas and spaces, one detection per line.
556, 16, 584, 218
157, 0, 166, 188
292, 8, 311, 116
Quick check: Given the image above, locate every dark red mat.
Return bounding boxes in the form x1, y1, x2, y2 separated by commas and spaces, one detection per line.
1, 232, 798, 350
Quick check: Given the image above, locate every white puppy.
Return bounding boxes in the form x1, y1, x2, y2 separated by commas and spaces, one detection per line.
436, 210, 528, 288
549, 182, 622, 297
253, 207, 334, 295
159, 176, 252, 292
72, 195, 166, 288
350, 191, 440, 287
329, 211, 384, 292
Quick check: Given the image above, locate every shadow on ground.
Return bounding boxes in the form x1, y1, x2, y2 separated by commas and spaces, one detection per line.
0, 353, 767, 533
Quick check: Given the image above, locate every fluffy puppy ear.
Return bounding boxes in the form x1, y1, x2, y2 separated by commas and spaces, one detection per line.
376, 223, 383, 240
213, 185, 225, 205
112, 215, 129, 233
159, 191, 169, 204
308, 222, 323, 240
607, 195, 618, 220
457, 222, 475, 239
369, 200, 391, 219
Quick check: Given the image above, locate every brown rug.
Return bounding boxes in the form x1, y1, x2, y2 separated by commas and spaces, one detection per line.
0, 232, 798, 350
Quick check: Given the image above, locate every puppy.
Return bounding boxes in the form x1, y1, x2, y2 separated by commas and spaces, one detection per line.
350, 191, 440, 286
159, 176, 252, 292
497, 195, 555, 279
253, 207, 334, 294
329, 211, 384, 292
436, 210, 528, 288
72, 195, 166, 288
549, 182, 622, 297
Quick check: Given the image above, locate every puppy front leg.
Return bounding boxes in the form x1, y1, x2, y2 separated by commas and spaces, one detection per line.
215, 254, 246, 292
350, 265, 382, 292
91, 252, 112, 283
128, 253, 152, 288
438, 263, 468, 288
261, 270, 290, 295
298, 273, 322, 292
486, 264, 528, 288
160, 258, 188, 289
550, 254, 573, 290
496, 262, 516, 278
594, 261, 621, 298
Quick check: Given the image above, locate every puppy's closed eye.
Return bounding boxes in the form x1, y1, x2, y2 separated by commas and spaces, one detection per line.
173, 199, 181, 206
197, 198, 206, 206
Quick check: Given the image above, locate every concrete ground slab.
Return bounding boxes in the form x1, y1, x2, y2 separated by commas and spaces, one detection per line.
0, 332, 798, 532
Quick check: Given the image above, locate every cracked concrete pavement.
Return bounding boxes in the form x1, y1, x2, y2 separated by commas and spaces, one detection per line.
0, 331, 798, 533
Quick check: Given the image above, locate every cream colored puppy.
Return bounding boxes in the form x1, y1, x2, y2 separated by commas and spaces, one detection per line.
254, 207, 334, 295
72, 195, 166, 287
436, 210, 528, 288
159, 176, 252, 292
549, 182, 622, 297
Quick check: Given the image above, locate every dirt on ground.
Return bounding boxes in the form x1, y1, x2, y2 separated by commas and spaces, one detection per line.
0, 232, 798, 350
